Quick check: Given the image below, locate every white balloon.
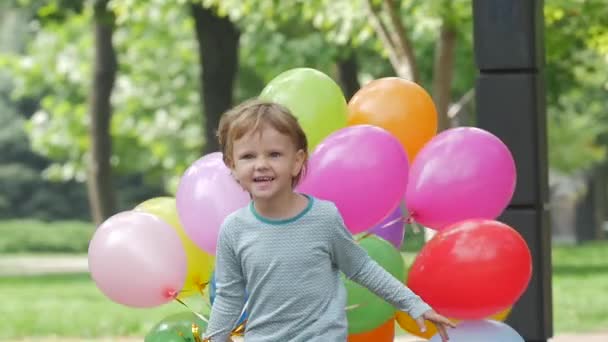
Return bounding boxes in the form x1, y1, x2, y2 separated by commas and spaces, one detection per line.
430, 320, 524, 342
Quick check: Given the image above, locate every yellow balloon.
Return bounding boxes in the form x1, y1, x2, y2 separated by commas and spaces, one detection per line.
489, 307, 512, 321
135, 197, 215, 300
396, 307, 512, 339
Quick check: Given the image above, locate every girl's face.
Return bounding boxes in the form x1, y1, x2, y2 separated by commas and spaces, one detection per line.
231, 125, 305, 201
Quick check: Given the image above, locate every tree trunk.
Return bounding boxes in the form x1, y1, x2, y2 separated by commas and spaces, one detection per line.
337, 52, 361, 101
364, 0, 419, 82
191, 4, 240, 155
576, 168, 606, 241
432, 24, 457, 131
87, 0, 117, 225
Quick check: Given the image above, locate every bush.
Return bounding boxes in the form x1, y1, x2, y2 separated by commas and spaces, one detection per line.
0, 219, 93, 253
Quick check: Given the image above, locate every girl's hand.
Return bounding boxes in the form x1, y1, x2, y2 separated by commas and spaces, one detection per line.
416, 309, 456, 341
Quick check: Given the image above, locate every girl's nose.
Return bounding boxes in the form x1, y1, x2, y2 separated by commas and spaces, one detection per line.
254, 156, 269, 169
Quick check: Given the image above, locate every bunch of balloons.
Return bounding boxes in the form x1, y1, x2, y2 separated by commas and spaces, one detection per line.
87, 67, 532, 341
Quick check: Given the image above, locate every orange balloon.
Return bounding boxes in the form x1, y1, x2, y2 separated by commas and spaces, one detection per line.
348, 318, 395, 342
395, 307, 512, 339
348, 77, 438, 162
395, 311, 437, 339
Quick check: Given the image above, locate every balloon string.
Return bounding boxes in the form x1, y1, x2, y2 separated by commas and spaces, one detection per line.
345, 303, 361, 311
193, 296, 248, 339
346, 301, 370, 311
174, 297, 210, 323
381, 216, 407, 229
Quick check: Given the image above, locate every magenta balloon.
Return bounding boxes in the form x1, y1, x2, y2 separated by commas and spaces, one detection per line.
176, 152, 251, 255
88, 211, 187, 308
297, 125, 409, 234
405, 127, 516, 230
368, 206, 405, 249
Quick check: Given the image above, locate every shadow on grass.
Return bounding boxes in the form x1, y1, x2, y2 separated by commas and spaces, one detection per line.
552, 264, 608, 276
0, 272, 92, 284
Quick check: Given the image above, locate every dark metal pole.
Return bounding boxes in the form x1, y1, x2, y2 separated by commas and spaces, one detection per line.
472, 1, 553, 341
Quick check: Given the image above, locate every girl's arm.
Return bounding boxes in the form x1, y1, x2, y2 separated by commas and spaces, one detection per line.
203, 227, 246, 342
328, 206, 431, 319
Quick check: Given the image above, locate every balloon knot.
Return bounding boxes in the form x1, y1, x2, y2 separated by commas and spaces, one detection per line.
198, 281, 208, 291
406, 215, 414, 224
164, 288, 178, 299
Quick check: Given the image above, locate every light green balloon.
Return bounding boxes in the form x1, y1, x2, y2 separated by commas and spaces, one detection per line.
344, 234, 405, 334
259, 68, 348, 150
145, 311, 208, 342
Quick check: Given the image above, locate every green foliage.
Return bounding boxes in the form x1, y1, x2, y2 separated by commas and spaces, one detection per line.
303, 0, 475, 93
0, 62, 91, 220
4, 2, 204, 191
3, 0, 608, 198
545, 0, 608, 174
547, 68, 608, 174
0, 219, 93, 253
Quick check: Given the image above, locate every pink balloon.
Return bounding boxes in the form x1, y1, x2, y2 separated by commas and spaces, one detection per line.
405, 127, 516, 230
297, 125, 409, 234
176, 152, 251, 254
88, 211, 187, 308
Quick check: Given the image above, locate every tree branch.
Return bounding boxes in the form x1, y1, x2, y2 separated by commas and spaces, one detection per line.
448, 88, 475, 118
432, 23, 457, 130
363, 0, 403, 75
383, 0, 419, 82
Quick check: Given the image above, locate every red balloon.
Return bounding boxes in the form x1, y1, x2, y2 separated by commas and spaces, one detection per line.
407, 219, 532, 319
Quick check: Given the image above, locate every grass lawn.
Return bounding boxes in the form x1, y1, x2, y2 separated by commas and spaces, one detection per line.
0, 241, 607, 338
0, 273, 210, 340
551, 242, 608, 332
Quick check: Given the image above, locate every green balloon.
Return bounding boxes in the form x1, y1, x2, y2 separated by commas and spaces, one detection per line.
259, 68, 348, 150
145, 311, 208, 342
145, 330, 187, 342
344, 234, 405, 334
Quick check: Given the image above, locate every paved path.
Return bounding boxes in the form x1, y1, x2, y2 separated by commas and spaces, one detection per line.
1, 255, 607, 341
0, 254, 88, 275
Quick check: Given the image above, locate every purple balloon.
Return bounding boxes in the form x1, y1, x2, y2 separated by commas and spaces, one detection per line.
176, 152, 251, 255
297, 125, 409, 234
405, 127, 516, 230
429, 320, 523, 342
368, 206, 405, 249
88, 211, 187, 308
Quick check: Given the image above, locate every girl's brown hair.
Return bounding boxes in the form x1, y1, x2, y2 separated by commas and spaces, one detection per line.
217, 99, 308, 186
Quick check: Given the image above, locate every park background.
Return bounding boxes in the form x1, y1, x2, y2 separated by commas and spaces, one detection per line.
0, 0, 607, 341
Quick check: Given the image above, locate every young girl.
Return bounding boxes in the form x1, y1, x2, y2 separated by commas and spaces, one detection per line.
203, 100, 454, 342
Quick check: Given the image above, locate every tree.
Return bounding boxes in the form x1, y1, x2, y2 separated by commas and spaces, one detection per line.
190, 3, 240, 154
309, 0, 474, 130
87, 0, 117, 224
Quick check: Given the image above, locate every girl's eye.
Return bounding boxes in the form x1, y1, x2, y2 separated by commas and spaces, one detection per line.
240, 154, 254, 160
270, 152, 281, 158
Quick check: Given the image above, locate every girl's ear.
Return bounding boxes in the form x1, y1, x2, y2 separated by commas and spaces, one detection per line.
292, 149, 306, 177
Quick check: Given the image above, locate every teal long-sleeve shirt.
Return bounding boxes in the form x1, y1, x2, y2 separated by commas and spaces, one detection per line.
204, 196, 431, 342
